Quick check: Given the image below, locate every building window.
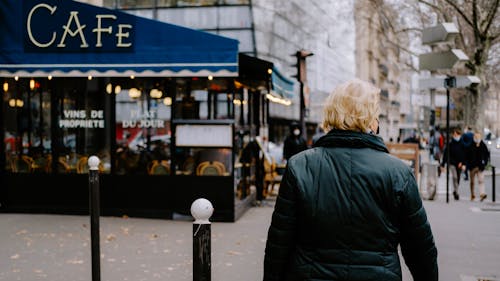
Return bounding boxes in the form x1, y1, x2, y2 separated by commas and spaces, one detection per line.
118, 0, 154, 8
105, 0, 250, 8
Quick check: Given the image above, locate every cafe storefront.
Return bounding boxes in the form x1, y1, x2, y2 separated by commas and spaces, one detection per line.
0, 0, 275, 221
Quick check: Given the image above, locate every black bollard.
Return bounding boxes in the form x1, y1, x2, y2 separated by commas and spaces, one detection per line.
492, 166, 496, 203
88, 156, 101, 281
191, 198, 214, 281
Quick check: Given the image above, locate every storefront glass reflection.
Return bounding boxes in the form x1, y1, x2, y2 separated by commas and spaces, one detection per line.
115, 82, 171, 175
3, 78, 112, 174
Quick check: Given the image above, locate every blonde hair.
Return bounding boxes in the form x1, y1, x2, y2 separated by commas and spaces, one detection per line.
322, 79, 380, 133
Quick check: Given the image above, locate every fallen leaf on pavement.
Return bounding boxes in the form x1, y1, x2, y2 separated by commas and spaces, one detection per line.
226, 250, 243, 256
121, 227, 129, 235
106, 234, 116, 242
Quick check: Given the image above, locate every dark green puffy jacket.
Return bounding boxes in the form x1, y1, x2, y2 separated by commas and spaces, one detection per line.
264, 130, 438, 281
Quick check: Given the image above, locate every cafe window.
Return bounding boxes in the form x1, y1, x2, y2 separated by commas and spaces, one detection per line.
58, 78, 112, 174
214, 92, 232, 119
3, 78, 112, 174
4, 78, 39, 173
115, 79, 172, 175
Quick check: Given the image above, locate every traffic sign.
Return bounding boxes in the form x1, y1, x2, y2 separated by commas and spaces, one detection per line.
419, 75, 480, 89
422, 23, 459, 45
419, 49, 468, 71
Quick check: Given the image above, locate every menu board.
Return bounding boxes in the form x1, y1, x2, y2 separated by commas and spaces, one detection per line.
176, 124, 232, 147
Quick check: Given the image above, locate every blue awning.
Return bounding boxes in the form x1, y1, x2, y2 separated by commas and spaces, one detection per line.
271, 66, 295, 98
0, 0, 238, 77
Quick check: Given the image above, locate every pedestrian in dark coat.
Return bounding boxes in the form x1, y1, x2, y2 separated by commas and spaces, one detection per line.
441, 127, 466, 200
465, 132, 490, 201
282, 122, 307, 162
264, 79, 438, 281
461, 126, 474, 180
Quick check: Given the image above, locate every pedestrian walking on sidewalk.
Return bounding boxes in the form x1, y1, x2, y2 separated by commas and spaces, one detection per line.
282, 121, 308, 162
461, 126, 474, 181
441, 127, 466, 200
263, 79, 438, 281
429, 128, 442, 163
465, 132, 490, 201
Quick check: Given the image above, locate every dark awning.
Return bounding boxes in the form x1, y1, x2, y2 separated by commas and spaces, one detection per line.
0, 0, 239, 77
236, 53, 273, 90
238, 53, 273, 81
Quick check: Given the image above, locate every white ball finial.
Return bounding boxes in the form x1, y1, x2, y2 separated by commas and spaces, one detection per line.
88, 155, 100, 170
190, 198, 214, 224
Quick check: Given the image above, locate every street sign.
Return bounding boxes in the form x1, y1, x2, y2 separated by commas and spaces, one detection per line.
419, 75, 480, 89
419, 76, 447, 89
419, 49, 468, 71
455, 75, 481, 88
422, 23, 459, 45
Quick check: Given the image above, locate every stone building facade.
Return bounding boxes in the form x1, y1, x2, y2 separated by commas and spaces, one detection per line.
354, 0, 413, 142
81, 0, 356, 143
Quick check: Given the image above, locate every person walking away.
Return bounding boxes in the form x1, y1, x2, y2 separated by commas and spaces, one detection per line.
466, 132, 490, 201
264, 79, 438, 281
429, 129, 441, 163
441, 127, 466, 200
240, 139, 265, 204
282, 122, 307, 162
461, 126, 474, 180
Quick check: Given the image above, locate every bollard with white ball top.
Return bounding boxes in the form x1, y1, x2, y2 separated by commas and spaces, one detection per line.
191, 198, 213, 281
88, 155, 101, 281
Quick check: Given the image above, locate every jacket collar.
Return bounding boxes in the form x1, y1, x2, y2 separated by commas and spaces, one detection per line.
313, 129, 389, 153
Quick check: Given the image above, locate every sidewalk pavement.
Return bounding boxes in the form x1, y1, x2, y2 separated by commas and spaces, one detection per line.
1, 180, 500, 281
0, 204, 273, 281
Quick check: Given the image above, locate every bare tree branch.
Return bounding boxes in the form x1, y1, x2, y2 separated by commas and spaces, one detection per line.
456, 18, 468, 53
482, 0, 500, 34
395, 27, 423, 34
443, 0, 474, 27
472, 0, 480, 34
418, 0, 450, 21
402, 60, 419, 72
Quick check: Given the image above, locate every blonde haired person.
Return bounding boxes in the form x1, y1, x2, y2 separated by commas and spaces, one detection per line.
264, 79, 438, 281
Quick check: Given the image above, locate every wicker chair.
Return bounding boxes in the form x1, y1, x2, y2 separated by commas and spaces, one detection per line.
196, 161, 226, 176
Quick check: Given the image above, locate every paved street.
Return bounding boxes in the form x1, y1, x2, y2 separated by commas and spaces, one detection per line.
1, 168, 500, 281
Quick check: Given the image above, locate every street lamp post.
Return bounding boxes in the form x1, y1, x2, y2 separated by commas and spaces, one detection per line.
292, 50, 313, 138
